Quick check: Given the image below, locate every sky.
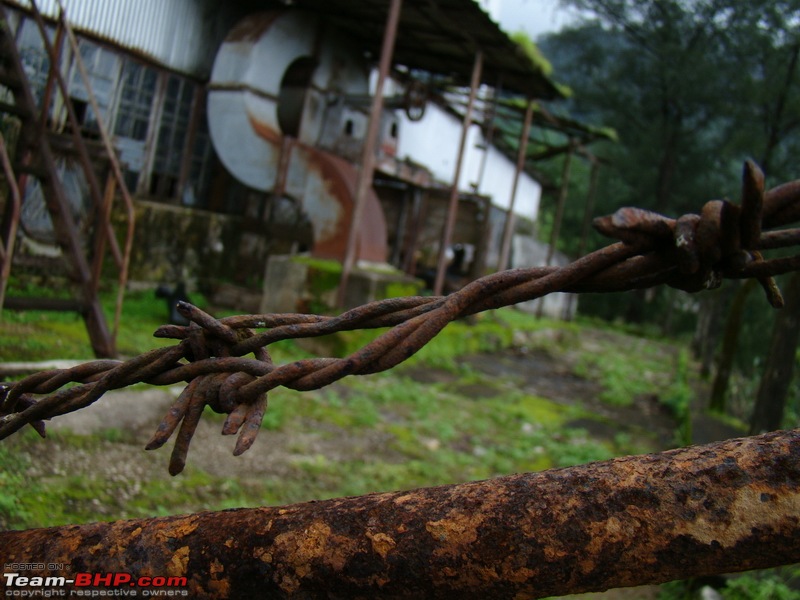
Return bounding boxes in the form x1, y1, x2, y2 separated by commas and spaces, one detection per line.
492, 0, 580, 40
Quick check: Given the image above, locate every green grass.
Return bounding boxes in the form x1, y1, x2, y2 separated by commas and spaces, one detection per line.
659, 568, 800, 600
573, 331, 679, 407
2, 284, 689, 531
0, 280, 311, 363
0, 280, 176, 360
3, 284, 793, 596
0, 348, 636, 529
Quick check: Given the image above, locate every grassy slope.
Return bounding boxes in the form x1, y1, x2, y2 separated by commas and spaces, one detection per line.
1, 289, 697, 530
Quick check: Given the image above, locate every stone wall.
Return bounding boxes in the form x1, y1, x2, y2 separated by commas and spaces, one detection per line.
121, 199, 268, 300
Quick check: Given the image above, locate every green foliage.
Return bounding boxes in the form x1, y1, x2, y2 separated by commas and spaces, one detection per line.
0, 445, 32, 529
660, 570, 800, 600
723, 573, 800, 600
510, 30, 554, 76
538, 0, 800, 337
574, 332, 677, 407
665, 349, 693, 446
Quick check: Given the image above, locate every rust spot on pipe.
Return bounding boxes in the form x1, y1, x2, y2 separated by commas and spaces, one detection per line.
2, 430, 799, 598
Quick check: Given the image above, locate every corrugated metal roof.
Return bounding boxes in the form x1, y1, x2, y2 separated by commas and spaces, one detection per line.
9, 0, 562, 99
247, 0, 564, 100
8, 0, 242, 77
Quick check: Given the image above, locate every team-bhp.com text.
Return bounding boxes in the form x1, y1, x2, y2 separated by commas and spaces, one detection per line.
3, 572, 188, 597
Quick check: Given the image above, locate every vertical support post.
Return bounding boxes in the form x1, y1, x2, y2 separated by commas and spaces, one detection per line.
473, 79, 500, 192
545, 142, 574, 267
337, 0, 402, 308
391, 185, 410, 267
272, 136, 295, 201
470, 196, 492, 280
577, 155, 599, 260
176, 85, 204, 204
562, 155, 600, 320
497, 98, 534, 271
401, 187, 424, 275
433, 50, 483, 296
0, 133, 21, 311
536, 141, 574, 318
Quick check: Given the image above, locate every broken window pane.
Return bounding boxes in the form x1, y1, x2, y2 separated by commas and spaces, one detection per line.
114, 59, 156, 141
67, 39, 120, 133
16, 18, 52, 105
150, 74, 195, 200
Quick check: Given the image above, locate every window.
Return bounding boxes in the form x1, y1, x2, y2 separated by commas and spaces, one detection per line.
67, 39, 120, 134
184, 116, 213, 207
15, 18, 52, 104
114, 60, 157, 141
150, 75, 195, 199
113, 59, 157, 192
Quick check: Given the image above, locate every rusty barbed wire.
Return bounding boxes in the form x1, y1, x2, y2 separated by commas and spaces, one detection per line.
2, 160, 800, 474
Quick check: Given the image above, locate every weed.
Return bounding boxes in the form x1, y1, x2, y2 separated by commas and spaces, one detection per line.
2, 305, 695, 535
664, 349, 693, 446
0, 445, 33, 529
659, 570, 800, 600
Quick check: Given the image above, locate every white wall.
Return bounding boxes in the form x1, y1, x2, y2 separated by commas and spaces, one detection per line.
396, 102, 541, 220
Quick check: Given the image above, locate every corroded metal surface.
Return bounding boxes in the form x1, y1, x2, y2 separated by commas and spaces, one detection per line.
2, 430, 799, 598
207, 9, 387, 264
298, 145, 388, 263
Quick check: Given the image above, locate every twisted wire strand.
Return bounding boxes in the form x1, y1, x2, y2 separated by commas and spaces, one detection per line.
2, 160, 800, 473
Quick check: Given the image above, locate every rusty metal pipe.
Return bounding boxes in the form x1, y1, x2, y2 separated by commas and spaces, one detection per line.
537, 141, 575, 317
563, 155, 601, 319
434, 50, 483, 296
337, 0, 403, 308
497, 98, 534, 271
0, 133, 21, 310
3, 430, 799, 598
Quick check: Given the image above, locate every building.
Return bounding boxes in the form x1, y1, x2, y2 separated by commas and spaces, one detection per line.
0, 0, 586, 356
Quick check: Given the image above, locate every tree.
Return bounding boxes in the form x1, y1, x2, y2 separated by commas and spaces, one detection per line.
540, 0, 800, 423
716, 0, 800, 180
538, 1, 739, 323
704, 0, 800, 415
750, 273, 800, 433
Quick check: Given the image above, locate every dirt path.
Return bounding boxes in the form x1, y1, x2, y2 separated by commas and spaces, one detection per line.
40, 334, 742, 487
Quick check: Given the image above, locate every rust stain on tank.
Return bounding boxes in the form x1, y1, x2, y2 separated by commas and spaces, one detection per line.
247, 114, 282, 145
226, 12, 282, 42
302, 145, 388, 263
